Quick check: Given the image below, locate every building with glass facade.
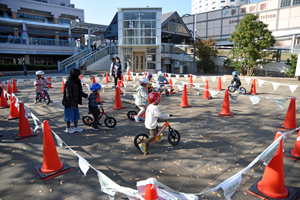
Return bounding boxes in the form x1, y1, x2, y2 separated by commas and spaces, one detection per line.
192, 0, 249, 14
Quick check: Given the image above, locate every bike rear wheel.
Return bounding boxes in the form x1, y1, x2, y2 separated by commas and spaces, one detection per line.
134, 133, 149, 148
127, 111, 137, 120
168, 130, 181, 146
82, 116, 93, 126
104, 117, 117, 128
165, 89, 169, 96
227, 86, 236, 93
44, 92, 51, 105
239, 87, 246, 95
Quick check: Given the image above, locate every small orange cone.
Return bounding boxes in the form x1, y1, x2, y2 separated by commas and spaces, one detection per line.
92, 75, 96, 84
285, 129, 300, 161
249, 79, 257, 95
177, 84, 192, 108
34, 120, 71, 180
201, 80, 212, 100
13, 103, 38, 140
7, 95, 19, 120
121, 74, 124, 87
47, 77, 53, 89
248, 132, 297, 199
117, 78, 123, 94
60, 78, 65, 93
12, 78, 20, 93
111, 86, 126, 110
7, 80, 12, 95
218, 89, 233, 117
96, 93, 105, 103
127, 71, 131, 81
217, 77, 223, 91
189, 74, 193, 86
144, 184, 159, 200
105, 72, 110, 83
278, 97, 297, 131
169, 78, 176, 94
0, 86, 9, 109
164, 73, 167, 78
80, 74, 83, 79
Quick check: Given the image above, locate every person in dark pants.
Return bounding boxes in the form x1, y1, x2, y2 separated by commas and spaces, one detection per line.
23, 62, 29, 76
62, 68, 88, 134
110, 57, 122, 88
88, 83, 102, 130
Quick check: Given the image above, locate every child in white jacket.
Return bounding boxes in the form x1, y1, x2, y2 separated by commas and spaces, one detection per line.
134, 78, 150, 123
139, 92, 169, 154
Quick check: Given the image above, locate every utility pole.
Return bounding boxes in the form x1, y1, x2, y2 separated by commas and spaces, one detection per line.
192, 14, 197, 74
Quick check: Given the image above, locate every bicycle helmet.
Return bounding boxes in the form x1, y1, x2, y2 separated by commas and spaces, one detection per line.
148, 92, 161, 105
147, 73, 153, 79
158, 71, 163, 77
90, 83, 101, 91
35, 70, 45, 76
232, 71, 238, 76
139, 77, 150, 87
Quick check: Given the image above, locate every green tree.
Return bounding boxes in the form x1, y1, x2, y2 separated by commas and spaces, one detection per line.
285, 54, 298, 77
192, 36, 218, 73
228, 14, 276, 76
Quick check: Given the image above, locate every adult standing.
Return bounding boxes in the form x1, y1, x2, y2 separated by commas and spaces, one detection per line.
110, 57, 122, 88
127, 58, 132, 73
62, 68, 88, 134
23, 61, 29, 76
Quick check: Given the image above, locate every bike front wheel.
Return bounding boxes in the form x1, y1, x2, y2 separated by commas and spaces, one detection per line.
44, 92, 51, 105
127, 111, 137, 120
227, 86, 236, 93
134, 133, 149, 148
82, 116, 93, 126
168, 130, 181, 146
104, 117, 117, 128
239, 87, 246, 95
165, 89, 169, 96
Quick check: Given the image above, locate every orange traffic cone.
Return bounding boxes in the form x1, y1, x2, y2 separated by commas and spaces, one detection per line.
285, 129, 300, 161
60, 78, 65, 93
169, 78, 176, 94
117, 78, 123, 94
177, 84, 192, 108
217, 77, 223, 91
7, 95, 19, 120
127, 71, 131, 81
164, 73, 167, 78
189, 74, 193, 86
13, 103, 38, 140
2, 83, 8, 99
96, 93, 105, 103
248, 132, 297, 199
218, 89, 233, 117
80, 74, 83, 79
144, 184, 158, 200
34, 120, 71, 180
12, 78, 20, 93
0, 86, 9, 109
92, 75, 96, 84
105, 72, 110, 83
111, 86, 126, 110
201, 80, 212, 100
278, 97, 297, 131
249, 79, 257, 95
121, 74, 124, 87
7, 80, 12, 95
47, 77, 53, 89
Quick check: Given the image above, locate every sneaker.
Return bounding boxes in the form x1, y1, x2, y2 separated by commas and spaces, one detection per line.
156, 133, 163, 142
73, 127, 83, 133
134, 116, 140, 123
92, 126, 99, 130
34, 101, 38, 104
138, 143, 147, 154
139, 117, 145, 121
64, 127, 75, 134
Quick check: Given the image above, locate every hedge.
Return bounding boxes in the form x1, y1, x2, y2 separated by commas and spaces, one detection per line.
0, 64, 57, 71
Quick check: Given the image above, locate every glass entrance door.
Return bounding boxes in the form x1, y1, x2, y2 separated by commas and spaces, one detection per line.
133, 52, 145, 72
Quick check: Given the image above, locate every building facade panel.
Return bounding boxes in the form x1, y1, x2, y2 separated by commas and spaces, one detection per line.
208, 11, 222, 20
197, 13, 207, 21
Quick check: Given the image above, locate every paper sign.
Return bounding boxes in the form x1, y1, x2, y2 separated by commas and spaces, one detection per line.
229, 93, 238, 102
24, 105, 29, 118
201, 77, 206, 82
295, 54, 300, 76
136, 73, 139, 77
193, 75, 197, 81
220, 175, 242, 200
283, 130, 294, 143
181, 81, 188, 86
289, 85, 298, 93
272, 82, 280, 91
78, 157, 90, 176
176, 75, 179, 79
133, 76, 136, 81
193, 83, 201, 88
193, 87, 201, 95
53, 132, 63, 147
52, 77, 57, 80
171, 79, 177, 85
167, 73, 171, 78
97, 171, 119, 196
258, 79, 264, 87
177, 85, 184, 91
211, 76, 216, 82
124, 82, 127, 88
209, 90, 219, 98
273, 98, 287, 110
249, 96, 261, 105
221, 77, 227, 83
184, 75, 188, 80
259, 141, 280, 165
31, 113, 40, 132
245, 78, 251, 85
132, 83, 136, 88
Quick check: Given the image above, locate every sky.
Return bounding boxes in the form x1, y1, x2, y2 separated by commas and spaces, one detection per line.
71, 0, 263, 26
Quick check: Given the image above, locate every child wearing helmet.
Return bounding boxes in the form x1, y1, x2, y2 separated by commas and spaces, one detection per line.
231, 71, 241, 92
88, 83, 102, 130
134, 77, 150, 123
146, 73, 154, 94
138, 92, 170, 154
34, 70, 50, 104
157, 71, 169, 92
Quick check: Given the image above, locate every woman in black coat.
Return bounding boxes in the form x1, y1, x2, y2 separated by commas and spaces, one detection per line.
62, 68, 88, 134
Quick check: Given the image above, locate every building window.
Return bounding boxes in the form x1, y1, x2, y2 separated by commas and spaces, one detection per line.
230, 0, 235, 2
58, 19, 70, 25
0, 10, 12, 18
60, 2, 65, 6
294, 0, 300, 4
205, 3, 208, 6
212, 7, 216, 9
212, 1, 216, 4
199, 5, 202, 8
281, 0, 291, 7
221, 0, 225, 3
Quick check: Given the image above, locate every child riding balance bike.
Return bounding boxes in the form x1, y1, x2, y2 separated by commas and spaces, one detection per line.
228, 71, 246, 94
34, 70, 51, 105
157, 71, 170, 96
133, 77, 150, 123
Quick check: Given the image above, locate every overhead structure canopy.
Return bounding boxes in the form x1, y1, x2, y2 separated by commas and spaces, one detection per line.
70, 21, 108, 35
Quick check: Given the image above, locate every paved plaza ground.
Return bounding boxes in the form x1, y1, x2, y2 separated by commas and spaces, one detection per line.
0, 73, 300, 200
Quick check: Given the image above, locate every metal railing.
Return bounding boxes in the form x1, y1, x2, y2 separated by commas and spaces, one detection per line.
58, 49, 92, 72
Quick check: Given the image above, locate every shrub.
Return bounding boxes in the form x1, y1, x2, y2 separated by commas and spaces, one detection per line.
0, 64, 57, 71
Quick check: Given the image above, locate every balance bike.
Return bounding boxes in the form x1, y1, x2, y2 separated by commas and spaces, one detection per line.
228, 83, 246, 95
82, 104, 117, 128
158, 84, 169, 96
127, 106, 146, 121
133, 114, 181, 149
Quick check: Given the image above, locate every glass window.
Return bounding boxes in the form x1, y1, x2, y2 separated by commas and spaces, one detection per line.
147, 63, 156, 69
45, 17, 53, 23
168, 22, 176, 32
281, 0, 291, 7
124, 38, 139, 45
35, 15, 44, 22
140, 38, 156, 45
141, 29, 156, 36
147, 54, 156, 61
147, 48, 156, 53
230, 0, 235, 2
140, 12, 156, 19
141, 55, 144, 70
59, 19, 70, 25
140, 21, 156, 28
124, 12, 139, 20
294, 0, 300, 4
123, 21, 139, 28
136, 56, 139, 69
123, 48, 132, 53
0, 10, 12, 18
18, 13, 34, 21
124, 29, 140, 37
